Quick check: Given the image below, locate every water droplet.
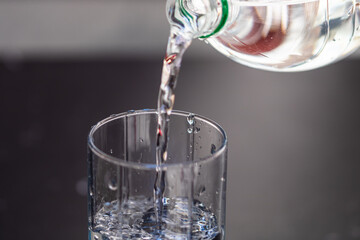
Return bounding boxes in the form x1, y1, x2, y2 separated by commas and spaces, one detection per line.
216, 191, 219, 195
211, 144, 216, 154
194, 127, 201, 133
139, 138, 144, 143
221, 177, 225, 182
110, 149, 113, 154
199, 185, 206, 195
187, 128, 193, 134
187, 113, 195, 125
94, 235, 99, 240
137, 153, 143, 163
108, 177, 118, 191
134, 189, 138, 193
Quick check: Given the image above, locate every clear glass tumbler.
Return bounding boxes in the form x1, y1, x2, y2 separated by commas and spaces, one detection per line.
87, 109, 227, 240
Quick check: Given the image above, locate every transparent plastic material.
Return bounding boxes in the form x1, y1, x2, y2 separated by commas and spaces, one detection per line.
169, 0, 360, 71
87, 110, 227, 240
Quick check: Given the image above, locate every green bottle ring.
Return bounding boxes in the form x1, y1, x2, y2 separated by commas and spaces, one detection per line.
179, 0, 194, 20
199, 0, 228, 38
178, 0, 228, 39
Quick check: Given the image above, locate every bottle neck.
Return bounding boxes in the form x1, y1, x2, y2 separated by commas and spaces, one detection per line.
166, 0, 229, 39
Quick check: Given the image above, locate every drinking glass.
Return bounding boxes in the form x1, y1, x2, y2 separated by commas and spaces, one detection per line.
87, 109, 227, 240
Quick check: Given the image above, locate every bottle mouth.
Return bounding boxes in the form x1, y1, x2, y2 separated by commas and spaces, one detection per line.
199, 0, 229, 38
177, 0, 229, 39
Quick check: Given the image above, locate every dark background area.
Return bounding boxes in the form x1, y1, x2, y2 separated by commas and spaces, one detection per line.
0, 56, 359, 240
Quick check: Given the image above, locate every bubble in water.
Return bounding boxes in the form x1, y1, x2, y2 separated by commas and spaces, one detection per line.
187, 128, 193, 134
123, 203, 129, 210
187, 113, 195, 125
211, 144, 216, 154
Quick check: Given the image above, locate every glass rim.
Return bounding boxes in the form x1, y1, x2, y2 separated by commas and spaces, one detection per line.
88, 109, 227, 170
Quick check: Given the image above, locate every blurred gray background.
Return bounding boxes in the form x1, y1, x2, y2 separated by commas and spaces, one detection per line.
0, 1, 359, 240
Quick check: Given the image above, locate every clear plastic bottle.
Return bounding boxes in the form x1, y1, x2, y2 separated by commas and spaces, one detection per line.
167, 0, 360, 71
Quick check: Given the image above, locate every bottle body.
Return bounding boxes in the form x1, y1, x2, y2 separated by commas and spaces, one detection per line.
169, 0, 360, 71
